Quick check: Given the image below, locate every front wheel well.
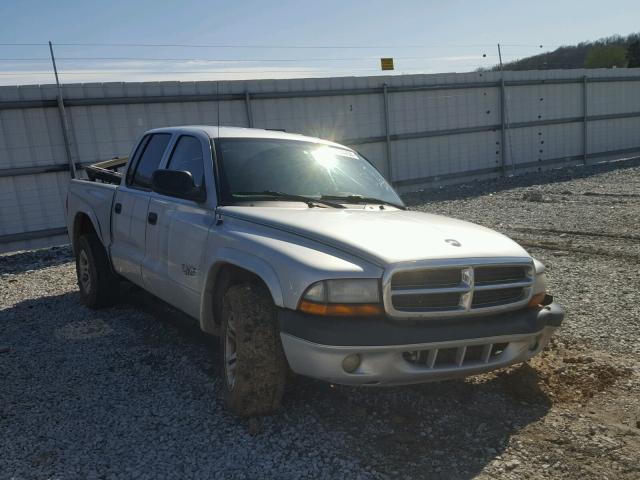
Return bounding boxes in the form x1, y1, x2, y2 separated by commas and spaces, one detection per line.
201, 263, 273, 335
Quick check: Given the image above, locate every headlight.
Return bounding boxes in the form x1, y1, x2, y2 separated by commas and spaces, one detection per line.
528, 259, 548, 307
299, 279, 382, 316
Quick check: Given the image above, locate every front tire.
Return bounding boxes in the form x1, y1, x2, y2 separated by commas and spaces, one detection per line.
75, 233, 119, 308
221, 283, 287, 416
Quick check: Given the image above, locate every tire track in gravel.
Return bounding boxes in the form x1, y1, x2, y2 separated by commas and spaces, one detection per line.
510, 226, 640, 242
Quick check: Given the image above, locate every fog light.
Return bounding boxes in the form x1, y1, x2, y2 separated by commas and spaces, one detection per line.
342, 354, 361, 373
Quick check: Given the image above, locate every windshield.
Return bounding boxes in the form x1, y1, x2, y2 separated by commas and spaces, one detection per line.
215, 138, 404, 207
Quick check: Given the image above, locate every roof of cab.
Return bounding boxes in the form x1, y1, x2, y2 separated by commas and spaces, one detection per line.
145, 125, 351, 149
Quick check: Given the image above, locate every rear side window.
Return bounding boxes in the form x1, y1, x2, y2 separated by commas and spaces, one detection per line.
166, 135, 205, 189
125, 135, 149, 185
130, 133, 172, 189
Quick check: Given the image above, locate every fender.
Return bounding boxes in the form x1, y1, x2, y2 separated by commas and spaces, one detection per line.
199, 246, 283, 334
67, 181, 116, 250
71, 208, 104, 248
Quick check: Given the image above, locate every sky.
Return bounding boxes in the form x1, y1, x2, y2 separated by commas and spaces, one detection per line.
0, 0, 638, 85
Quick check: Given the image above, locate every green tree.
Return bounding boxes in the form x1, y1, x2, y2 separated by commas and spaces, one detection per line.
584, 45, 627, 68
628, 40, 640, 68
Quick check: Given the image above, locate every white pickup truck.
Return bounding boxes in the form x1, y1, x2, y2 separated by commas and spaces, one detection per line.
67, 126, 563, 416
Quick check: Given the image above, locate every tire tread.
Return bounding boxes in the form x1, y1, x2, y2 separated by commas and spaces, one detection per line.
222, 283, 287, 416
76, 233, 119, 308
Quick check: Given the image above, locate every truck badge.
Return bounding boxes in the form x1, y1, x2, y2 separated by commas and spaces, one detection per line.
182, 264, 197, 276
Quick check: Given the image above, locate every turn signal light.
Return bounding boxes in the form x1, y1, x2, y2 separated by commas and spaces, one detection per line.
527, 292, 547, 308
299, 300, 383, 316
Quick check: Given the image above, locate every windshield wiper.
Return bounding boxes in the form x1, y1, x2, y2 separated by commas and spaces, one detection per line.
232, 191, 346, 209
321, 194, 406, 210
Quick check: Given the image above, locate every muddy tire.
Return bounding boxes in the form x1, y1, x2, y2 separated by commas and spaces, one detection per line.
75, 233, 119, 309
221, 283, 287, 417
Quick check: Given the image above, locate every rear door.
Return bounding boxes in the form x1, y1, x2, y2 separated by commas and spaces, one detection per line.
110, 132, 172, 286
142, 132, 216, 318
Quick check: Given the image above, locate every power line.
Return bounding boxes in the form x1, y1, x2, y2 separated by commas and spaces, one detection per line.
51, 42, 494, 49
0, 61, 591, 77
0, 58, 57, 61
0, 43, 48, 46
0, 41, 560, 49
0, 41, 572, 84
0, 55, 499, 63
0, 69, 379, 76
48, 42, 551, 49
0, 65, 494, 76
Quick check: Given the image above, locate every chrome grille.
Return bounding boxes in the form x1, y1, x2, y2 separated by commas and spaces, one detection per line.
393, 292, 461, 310
472, 287, 525, 307
392, 269, 461, 289
475, 265, 528, 285
384, 259, 534, 318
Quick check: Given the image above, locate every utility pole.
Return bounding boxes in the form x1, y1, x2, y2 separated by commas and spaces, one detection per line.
497, 43, 504, 71
48, 41, 76, 178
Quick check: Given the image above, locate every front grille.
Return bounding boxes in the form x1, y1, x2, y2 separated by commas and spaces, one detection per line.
392, 268, 461, 289
472, 287, 525, 307
475, 266, 527, 285
392, 292, 461, 310
386, 260, 533, 317
403, 342, 510, 369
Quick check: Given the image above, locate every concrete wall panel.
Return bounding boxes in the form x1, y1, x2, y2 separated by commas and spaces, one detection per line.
1, 67, 639, 252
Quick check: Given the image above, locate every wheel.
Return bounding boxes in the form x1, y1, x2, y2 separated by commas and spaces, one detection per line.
221, 283, 287, 416
75, 233, 119, 308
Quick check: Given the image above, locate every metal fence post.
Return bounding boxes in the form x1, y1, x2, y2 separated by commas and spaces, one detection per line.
500, 77, 507, 176
244, 90, 254, 128
48, 41, 76, 178
583, 75, 588, 165
382, 83, 392, 181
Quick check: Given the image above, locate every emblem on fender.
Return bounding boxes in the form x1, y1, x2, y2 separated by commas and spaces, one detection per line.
181, 264, 198, 276
445, 238, 461, 247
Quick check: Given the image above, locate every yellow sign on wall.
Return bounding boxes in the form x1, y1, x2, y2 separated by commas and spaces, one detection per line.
380, 58, 394, 71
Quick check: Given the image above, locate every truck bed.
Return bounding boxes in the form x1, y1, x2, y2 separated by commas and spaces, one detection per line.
84, 157, 128, 184
66, 178, 119, 247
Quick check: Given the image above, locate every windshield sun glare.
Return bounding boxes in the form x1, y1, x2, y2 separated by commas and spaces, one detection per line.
216, 138, 404, 207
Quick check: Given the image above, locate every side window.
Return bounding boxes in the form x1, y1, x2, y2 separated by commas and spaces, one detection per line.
125, 135, 149, 185
166, 135, 205, 189
130, 133, 172, 189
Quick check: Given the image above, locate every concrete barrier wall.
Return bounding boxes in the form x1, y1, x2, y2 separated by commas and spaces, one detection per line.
1, 68, 639, 253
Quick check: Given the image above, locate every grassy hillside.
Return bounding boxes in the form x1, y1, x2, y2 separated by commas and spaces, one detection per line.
488, 33, 640, 71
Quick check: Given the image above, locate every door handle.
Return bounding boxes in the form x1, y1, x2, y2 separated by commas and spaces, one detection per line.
114, 202, 122, 214
147, 212, 158, 225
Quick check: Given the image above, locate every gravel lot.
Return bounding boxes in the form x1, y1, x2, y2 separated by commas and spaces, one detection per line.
2, 160, 639, 479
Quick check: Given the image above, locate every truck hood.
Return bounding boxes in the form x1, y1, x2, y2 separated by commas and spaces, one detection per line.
220, 206, 529, 266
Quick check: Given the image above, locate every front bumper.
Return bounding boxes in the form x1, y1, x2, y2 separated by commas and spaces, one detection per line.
278, 300, 563, 386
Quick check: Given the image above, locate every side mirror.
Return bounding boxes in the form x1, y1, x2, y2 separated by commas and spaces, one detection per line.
151, 169, 206, 202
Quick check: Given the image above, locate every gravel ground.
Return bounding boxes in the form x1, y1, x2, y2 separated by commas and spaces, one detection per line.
1, 160, 639, 479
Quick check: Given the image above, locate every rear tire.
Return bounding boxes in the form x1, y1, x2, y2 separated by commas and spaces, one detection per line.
221, 283, 287, 416
75, 233, 119, 308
